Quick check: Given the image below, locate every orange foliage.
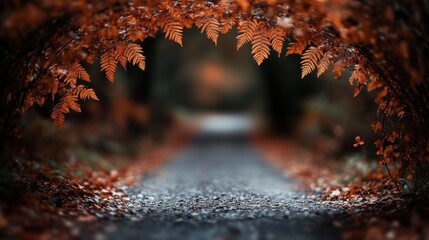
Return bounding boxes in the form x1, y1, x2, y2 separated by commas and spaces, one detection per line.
1, 0, 428, 193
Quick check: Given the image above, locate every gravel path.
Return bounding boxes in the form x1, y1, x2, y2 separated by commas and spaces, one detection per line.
87, 134, 346, 240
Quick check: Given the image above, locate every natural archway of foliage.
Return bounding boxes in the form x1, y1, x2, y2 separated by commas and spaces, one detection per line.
0, 0, 428, 196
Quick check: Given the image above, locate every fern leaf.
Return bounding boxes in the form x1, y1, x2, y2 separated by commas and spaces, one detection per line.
51, 79, 59, 101
114, 43, 128, 70
201, 19, 221, 45
123, 43, 146, 70
71, 63, 90, 82
317, 54, 331, 77
286, 40, 307, 56
367, 79, 382, 92
349, 69, 359, 85
332, 63, 345, 80
349, 64, 368, 85
51, 108, 65, 129
353, 84, 364, 97
81, 88, 98, 100
75, 85, 99, 101
251, 24, 271, 65
161, 18, 183, 46
220, 17, 236, 34
101, 50, 118, 82
51, 91, 80, 129
68, 101, 81, 112
52, 86, 98, 128
268, 27, 286, 57
301, 46, 323, 78
237, 20, 258, 50
348, 65, 368, 89
64, 76, 77, 88
63, 63, 90, 88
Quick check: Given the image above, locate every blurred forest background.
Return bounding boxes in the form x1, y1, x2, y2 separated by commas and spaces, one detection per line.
18, 27, 378, 174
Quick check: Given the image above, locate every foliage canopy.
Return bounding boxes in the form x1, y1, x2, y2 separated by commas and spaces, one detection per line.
0, 0, 428, 192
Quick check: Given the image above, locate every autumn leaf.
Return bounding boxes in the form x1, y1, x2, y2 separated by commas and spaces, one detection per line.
353, 136, 365, 147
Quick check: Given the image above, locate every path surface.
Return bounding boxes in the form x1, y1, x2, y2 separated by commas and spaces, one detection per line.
85, 134, 346, 240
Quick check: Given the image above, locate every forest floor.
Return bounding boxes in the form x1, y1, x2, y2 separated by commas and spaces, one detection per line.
1, 131, 429, 240
80, 133, 344, 240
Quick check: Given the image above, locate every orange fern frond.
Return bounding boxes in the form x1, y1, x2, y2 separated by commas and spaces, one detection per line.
114, 43, 128, 70
367, 79, 383, 92
301, 46, 323, 78
201, 18, 221, 45
251, 23, 271, 65
63, 63, 90, 88
52, 85, 98, 128
268, 27, 286, 57
349, 68, 359, 85
74, 85, 99, 101
101, 50, 118, 82
51, 110, 65, 129
317, 54, 332, 77
64, 75, 77, 88
237, 20, 258, 50
285, 40, 307, 56
71, 63, 90, 82
353, 84, 364, 97
220, 17, 236, 34
51, 91, 80, 129
51, 79, 59, 101
349, 64, 367, 85
160, 18, 183, 46
332, 62, 346, 80
123, 43, 146, 70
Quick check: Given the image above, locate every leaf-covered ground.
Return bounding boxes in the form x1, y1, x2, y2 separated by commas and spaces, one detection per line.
0, 128, 185, 240
1, 130, 428, 239
253, 134, 429, 240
